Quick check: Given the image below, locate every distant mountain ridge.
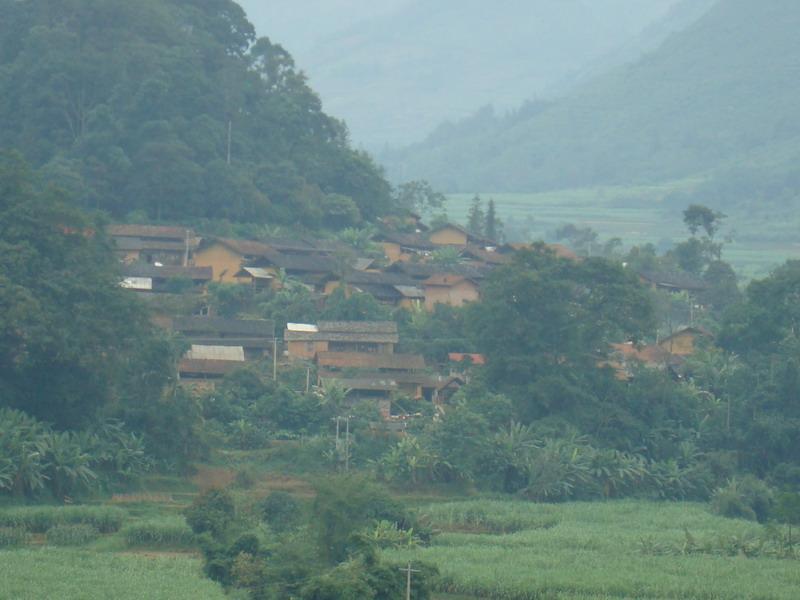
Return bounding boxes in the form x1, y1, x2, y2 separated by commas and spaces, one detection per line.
382, 0, 800, 194
239, 0, 685, 148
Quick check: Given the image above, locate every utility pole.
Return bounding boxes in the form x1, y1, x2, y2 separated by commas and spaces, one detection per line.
272, 324, 278, 381
333, 416, 351, 473
344, 416, 350, 473
398, 562, 420, 600
226, 119, 232, 165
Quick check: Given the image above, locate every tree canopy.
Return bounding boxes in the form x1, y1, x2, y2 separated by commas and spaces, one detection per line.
0, 0, 392, 226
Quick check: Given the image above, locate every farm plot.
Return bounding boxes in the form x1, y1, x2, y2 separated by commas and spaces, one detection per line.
385, 499, 800, 599
444, 186, 800, 279
0, 548, 225, 600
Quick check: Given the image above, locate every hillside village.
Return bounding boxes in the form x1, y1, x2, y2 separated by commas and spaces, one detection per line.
109, 218, 713, 421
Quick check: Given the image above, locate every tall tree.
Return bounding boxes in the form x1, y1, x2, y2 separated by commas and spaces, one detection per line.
485, 198, 502, 242
466, 195, 485, 236
0, 152, 172, 429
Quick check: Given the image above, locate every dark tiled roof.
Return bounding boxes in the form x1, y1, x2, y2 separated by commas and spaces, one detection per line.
374, 231, 435, 250
386, 262, 492, 280
344, 270, 417, 286
108, 224, 192, 240
350, 282, 403, 301
638, 269, 708, 291
173, 316, 275, 337
285, 321, 399, 343
317, 352, 425, 370
460, 245, 512, 265
205, 238, 274, 258
256, 252, 337, 273
112, 238, 191, 252
318, 375, 398, 392
122, 264, 212, 281
318, 321, 398, 334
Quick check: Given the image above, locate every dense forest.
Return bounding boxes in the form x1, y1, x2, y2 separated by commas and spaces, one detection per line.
0, 0, 392, 226
384, 0, 800, 198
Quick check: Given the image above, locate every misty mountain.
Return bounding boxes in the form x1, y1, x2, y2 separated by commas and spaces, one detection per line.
383, 0, 800, 194
239, 0, 684, 148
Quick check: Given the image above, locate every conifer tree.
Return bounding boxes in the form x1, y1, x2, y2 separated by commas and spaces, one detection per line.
485, 198, 503, 242
466, 195, 485, 236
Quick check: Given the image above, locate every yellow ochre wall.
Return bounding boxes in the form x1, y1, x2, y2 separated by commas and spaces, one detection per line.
287, 340, 329, 360
660, 332, 700, 356
424, 280, 479, 310
429, 227, 467, 246
194, 244, 243, 283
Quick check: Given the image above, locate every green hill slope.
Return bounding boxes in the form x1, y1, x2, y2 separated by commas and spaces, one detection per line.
384, 0, 800, 194
0, 0, 391, 226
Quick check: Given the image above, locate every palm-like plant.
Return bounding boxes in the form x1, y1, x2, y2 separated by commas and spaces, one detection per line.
44, 432, 97, 500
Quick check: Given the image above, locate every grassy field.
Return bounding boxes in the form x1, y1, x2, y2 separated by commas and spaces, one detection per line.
445, 185, 800, 279
385, 499, 800, 599
0, 549, 224, 599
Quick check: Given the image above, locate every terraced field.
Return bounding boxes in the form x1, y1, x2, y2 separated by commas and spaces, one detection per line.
445, 186, 800, 279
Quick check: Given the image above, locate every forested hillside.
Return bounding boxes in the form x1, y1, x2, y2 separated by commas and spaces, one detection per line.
384, 0, 800, 194
0, 0, 391, 225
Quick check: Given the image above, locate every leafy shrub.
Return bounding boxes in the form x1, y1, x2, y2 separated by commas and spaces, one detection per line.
711, 476, 775, 522
260, 491, 301, 532
185, 488, 235, 537
0, 506, 126, 533
122, 519, 196, 548
0, 526, 29, 547
45, 524, 99, 546
0, 409, 152, 499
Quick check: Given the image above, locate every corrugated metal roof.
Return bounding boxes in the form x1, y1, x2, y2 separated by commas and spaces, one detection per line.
120, 277, 152, 290
241, 267, 274, 279
186, 345, 245, 361
286, 323, 318, 333
393, 285, 425, 298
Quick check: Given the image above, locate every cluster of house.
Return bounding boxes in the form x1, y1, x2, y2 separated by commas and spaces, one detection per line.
109, 221, 577, 311
110, 221, 714, 414
285, 320, 470, 418
157, 313, 475, 418
606, 326, 714, 380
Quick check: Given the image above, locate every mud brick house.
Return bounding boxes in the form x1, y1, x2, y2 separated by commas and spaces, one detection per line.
285, 321, 399, 360
108, 224, 198, 265
172, 316, 275, 361
177, 344, 246, 391
120, 264, 212, 293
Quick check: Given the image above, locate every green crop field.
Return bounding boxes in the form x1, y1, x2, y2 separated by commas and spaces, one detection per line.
0, 548, 225, 600
384, 499, 800, 599
445, 185, 800, 280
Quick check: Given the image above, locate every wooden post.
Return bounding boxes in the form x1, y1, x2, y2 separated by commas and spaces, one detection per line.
398, 562, 420, 600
